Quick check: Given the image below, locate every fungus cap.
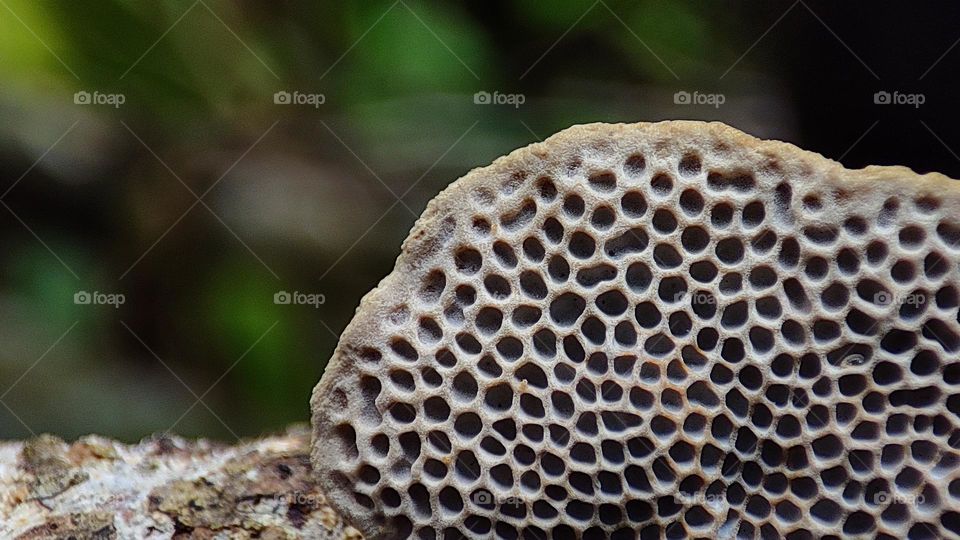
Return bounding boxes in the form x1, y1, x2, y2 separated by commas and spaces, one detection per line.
311, 121, 960, 539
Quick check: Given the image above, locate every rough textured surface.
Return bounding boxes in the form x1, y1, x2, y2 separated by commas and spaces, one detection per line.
311, 120, 960, 539
0, 427, 359, 539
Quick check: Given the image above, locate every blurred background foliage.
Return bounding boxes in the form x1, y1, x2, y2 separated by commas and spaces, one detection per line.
0, 0, 958, 441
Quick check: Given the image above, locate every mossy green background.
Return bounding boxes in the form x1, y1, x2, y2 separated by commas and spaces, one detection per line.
0, 0, 956, 441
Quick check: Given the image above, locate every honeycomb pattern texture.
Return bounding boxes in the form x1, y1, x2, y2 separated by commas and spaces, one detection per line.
311, 121, 960, 540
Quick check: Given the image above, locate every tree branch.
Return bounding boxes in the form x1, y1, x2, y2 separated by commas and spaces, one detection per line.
0, 426, 359, 539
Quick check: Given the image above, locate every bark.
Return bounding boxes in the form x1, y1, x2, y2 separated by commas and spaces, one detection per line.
0, 426, 359, 539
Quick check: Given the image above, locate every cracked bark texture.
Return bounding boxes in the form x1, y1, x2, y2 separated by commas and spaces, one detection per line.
0, 426, 360, 539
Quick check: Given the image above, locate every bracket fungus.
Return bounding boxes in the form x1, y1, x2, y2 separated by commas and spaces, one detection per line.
311, 121, 960, 539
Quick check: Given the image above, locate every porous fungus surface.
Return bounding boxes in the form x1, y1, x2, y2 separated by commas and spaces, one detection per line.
311, 121, 960, 539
